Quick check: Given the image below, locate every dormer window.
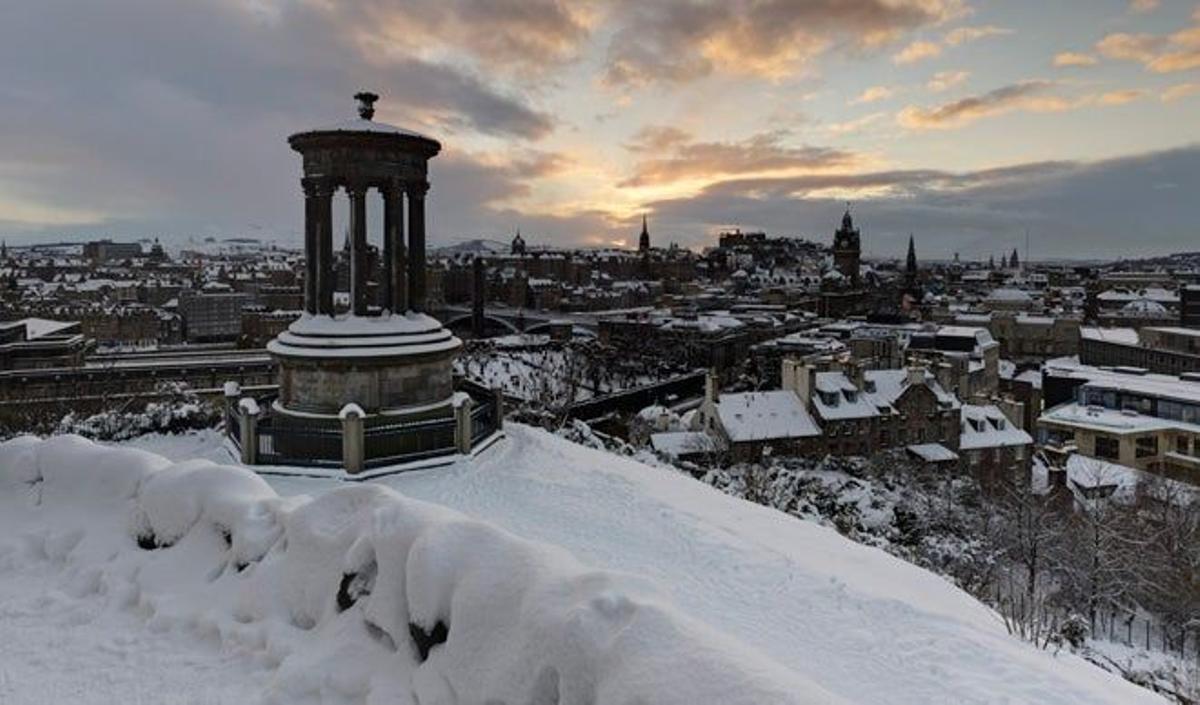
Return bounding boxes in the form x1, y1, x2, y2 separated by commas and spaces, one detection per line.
844, 390, 857, 403
863, 380, 876, 393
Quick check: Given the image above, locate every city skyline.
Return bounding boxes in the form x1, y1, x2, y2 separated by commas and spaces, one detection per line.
0, 0, 1198, 258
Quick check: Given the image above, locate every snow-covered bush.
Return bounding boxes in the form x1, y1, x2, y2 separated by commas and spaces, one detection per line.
1060, 613, 1090, 650
54, 383, 219, 442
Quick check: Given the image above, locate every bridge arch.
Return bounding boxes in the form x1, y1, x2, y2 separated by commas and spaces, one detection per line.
444, 313, 519, 336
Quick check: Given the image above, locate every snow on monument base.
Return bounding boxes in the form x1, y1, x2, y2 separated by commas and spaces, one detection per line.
0, 434, 836, 705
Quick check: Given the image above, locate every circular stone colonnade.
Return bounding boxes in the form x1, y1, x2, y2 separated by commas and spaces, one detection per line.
267, 92, 461, 422
227, 93, 501, 473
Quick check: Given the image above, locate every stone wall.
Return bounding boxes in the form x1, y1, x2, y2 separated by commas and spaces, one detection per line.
279, 353, 454, 414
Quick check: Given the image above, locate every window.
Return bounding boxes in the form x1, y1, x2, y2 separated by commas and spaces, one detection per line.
1136, 435, 1158, 459
1095, 435, 1120, 460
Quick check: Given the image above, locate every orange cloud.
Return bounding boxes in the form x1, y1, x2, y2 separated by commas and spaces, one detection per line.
1097, 33, 1164, 63
825, 113, 887, 135
621, 127, 858, 187
849, 86, 894, 105
1053, 52, 1098, 67
602, 0, 968, 86
927, 70, 969, 92
1096, 15, 1200, 73
1162, 83, 1200, 102
1097, 89, 1144, 106
350, 0, 594, 78
894, 40, 943, 64
943, 25, 1012, 46
898, 81, 1074, 129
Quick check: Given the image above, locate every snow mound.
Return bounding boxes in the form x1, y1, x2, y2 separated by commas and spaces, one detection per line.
0, 435, 838, 705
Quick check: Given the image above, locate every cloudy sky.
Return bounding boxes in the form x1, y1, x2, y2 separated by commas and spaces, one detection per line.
0, 0, 1198, 259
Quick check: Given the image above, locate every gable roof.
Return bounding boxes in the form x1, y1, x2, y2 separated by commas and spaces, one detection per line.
716, 391, 821, 442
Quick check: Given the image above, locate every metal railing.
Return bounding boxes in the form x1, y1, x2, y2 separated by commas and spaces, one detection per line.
227, 394, 501, 470
257, 415, 343, 467
364, 415, 458, 466
471, 401, 497, 444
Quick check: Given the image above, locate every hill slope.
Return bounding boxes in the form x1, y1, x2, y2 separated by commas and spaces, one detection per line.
1, 426, 1168, 704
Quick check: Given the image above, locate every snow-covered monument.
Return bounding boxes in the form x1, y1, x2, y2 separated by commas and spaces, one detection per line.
227, 92, 500, 473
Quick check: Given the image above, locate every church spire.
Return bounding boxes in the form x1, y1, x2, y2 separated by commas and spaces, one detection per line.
638, 214, 650, 252
905, 234, 917, 274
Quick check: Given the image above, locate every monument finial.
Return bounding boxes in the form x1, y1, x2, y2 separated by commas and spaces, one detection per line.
354, 91, 379, 120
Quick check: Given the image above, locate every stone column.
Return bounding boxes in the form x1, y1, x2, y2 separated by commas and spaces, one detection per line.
348, 183, 369, 316
384, 182, 407, 313
314, 181, 335, 316
340, 403, 365, 474
492, 386, 505, 430
301, 178, 320, 315
407, 181, 428, 312
454, 396, 474, 454
237, 397, 261, 465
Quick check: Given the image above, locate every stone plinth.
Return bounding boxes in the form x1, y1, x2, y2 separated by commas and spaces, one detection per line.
267, 312, 461, 417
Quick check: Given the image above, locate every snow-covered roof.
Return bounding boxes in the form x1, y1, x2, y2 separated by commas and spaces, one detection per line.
13, 317, 78, 339
1040, 401, 1200, 436
812, 372, 880, 420
865, 368, 958, 410
650, 431, 720, 458
907, 443, 959, 463
986, 287, 1032, 302
959, 404, 1032, 450
304, 117, 431, 140
716, 391, 821, 441
810, 368, 957, 422
1080, 327, 1140, 346
1097, 287, 1178, 304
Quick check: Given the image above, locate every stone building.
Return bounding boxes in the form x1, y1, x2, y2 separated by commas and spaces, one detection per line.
905, 325, 1000, 399
1079, 326, 1200, 375
179, 289, 251, 342
1182, 285, 1200, 327
831, 208, 861, 285
1038, 361, 1200, 485
0, 318, 88, 370
954, 312, 1081, 362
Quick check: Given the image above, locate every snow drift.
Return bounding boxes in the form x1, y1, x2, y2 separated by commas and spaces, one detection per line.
0, 435, 841, 705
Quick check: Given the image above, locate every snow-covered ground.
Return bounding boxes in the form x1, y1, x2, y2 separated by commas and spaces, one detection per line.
2, 426, 1169, 704
455, 347, 657, 403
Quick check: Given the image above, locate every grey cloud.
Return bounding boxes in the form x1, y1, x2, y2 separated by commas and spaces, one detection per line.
643, 147, 1200, 259
0, 0, 553, 239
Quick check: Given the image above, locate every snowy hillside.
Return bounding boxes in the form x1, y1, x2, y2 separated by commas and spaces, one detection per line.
1, 426, 1169, 704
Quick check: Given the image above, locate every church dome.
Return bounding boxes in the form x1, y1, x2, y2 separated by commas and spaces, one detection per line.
1122, 298, 1167, 314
